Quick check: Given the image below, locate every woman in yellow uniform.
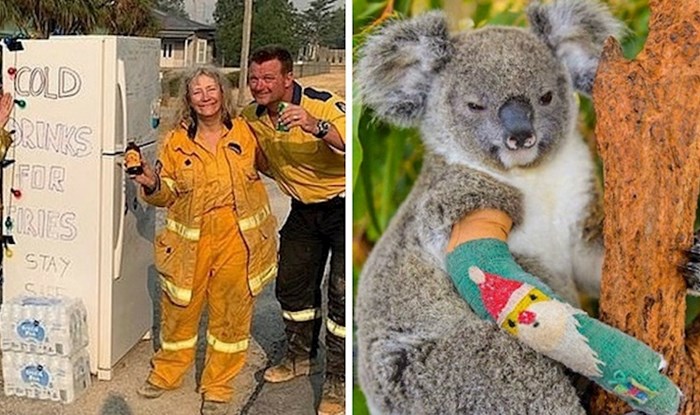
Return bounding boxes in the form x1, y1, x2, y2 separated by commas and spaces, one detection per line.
128, 67, 278, 415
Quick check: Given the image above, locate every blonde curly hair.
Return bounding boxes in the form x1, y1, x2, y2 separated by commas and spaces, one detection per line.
173, 66, 236, 138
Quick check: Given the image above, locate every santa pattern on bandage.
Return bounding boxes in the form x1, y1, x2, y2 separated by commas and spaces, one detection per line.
468, 266, 604, 378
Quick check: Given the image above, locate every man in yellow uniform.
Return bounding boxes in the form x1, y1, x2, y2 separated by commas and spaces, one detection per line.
242, 46, 345, 415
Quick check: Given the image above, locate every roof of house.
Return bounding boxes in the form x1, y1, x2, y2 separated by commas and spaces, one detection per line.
153, 9, 215, 39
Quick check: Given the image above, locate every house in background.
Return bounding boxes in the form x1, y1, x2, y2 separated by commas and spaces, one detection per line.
0, 12, 214, 70
153, 9, 215, 68
298, 44, 345, 65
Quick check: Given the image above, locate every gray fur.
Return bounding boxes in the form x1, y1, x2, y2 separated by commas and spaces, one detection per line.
357, 2, 700, 412
356, 12, 453, 127
527, 0, 625, 95
357, 176, 586, 413
422, 26, 576, 171
355, 1, 620, 413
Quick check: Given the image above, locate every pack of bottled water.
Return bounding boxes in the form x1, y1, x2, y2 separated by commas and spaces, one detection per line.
0, 295, 91, 403
1, 347, 91, 403
0, 296, 88, 356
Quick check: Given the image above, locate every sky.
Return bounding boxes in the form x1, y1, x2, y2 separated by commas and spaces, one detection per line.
184, 0, 341, 24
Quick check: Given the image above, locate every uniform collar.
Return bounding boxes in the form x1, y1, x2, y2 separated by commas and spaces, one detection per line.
255, 81, 303, 117
170, 128, 197, 155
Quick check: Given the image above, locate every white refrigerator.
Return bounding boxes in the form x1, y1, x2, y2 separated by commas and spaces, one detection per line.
1, 36, 160, 380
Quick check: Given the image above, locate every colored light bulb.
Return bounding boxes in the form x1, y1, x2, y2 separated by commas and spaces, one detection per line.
10, 188, 21, 198
14, 99, 26, 108
5, 247, 13, 258
7, 67, 16, 77
4, 217, 12, 230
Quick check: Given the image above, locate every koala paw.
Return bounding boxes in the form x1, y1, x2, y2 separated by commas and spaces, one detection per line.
682, 231, 700, 296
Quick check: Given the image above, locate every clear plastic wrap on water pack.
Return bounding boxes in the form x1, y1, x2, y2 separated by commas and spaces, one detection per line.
1, 348, 91, 403
0, 296, 88, 356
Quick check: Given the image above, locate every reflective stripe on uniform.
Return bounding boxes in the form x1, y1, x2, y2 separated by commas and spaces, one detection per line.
326, 319, 346, 338
206, 332, 249, 354
249, 263, 277, 294
162, 177, 176, 192
282, 308, 321, 322
160, 275, 192, 304
161, 334, 197, 351
166, 218, 200, 241
238, 205, 271, 232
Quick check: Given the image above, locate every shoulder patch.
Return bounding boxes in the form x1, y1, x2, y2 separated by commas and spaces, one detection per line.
335, 102, 346, 114
227, 142, 242, 155
303, 87, 332, 102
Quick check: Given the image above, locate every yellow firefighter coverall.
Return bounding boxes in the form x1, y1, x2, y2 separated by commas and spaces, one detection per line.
140, 118, 278, 402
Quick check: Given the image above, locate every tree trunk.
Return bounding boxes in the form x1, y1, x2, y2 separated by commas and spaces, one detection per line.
590, 1, 700, 414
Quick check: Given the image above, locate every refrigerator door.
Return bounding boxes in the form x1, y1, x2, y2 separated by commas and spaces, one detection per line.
102, 37, 161, 154
1, 37, 104, 371
98, 150, 155, 380
2, 36, 159, 379
96, 37, 159, 380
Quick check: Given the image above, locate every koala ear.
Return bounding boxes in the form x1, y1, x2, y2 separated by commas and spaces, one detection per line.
527, 0, 625, 96
356, 12, 453, 127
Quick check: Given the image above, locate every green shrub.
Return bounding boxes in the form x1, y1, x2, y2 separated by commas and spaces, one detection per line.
160, 71, 184, 99
225, 72, 240, 89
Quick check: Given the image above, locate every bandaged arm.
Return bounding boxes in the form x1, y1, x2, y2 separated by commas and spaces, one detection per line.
445, 209, 681, 415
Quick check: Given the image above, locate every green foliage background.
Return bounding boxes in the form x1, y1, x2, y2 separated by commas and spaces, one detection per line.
214, 0, 345, 67
154, 0, 188, 18
215, 0, 303, 66
0, 0, 161, 37
352, 1, 699, 413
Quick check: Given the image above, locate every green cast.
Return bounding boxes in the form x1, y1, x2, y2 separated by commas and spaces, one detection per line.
446, 238, 681, 415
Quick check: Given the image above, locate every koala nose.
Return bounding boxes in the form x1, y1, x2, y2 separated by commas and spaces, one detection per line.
499, 96, 536, 150
505, 135, 537, 150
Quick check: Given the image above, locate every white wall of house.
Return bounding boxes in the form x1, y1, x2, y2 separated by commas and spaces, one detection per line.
159, 36, 212, 68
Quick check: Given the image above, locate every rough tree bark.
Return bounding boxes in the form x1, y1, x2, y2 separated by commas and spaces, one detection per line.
590, 1, 700, 414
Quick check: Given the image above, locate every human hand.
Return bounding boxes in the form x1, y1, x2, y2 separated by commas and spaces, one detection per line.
278, 103, 318, 134
0, 93, 13, 130
126, 158, 158, 191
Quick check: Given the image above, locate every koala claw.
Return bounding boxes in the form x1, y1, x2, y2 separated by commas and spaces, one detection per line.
682, 231, 700, 296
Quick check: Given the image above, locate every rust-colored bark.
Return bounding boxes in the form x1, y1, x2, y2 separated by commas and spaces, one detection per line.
590, 1, 700, 414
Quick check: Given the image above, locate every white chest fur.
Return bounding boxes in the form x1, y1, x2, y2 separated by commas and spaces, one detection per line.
505, 135, 595, 280
423, 133, 596, 279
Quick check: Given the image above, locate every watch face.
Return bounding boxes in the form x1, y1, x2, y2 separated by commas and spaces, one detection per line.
316, 120, 330, 138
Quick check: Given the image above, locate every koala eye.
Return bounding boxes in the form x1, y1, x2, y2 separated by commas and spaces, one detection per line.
539, 91, 553, 106
467, 102, 486, 112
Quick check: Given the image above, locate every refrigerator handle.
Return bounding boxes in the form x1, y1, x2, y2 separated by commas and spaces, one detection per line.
117, 59, 128, 148
113, 154, 126, 280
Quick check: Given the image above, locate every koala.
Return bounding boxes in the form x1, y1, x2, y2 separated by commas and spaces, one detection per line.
355, 1, 700, 414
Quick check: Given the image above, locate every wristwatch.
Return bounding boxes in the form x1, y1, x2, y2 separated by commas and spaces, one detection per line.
314, 119, 331, 139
